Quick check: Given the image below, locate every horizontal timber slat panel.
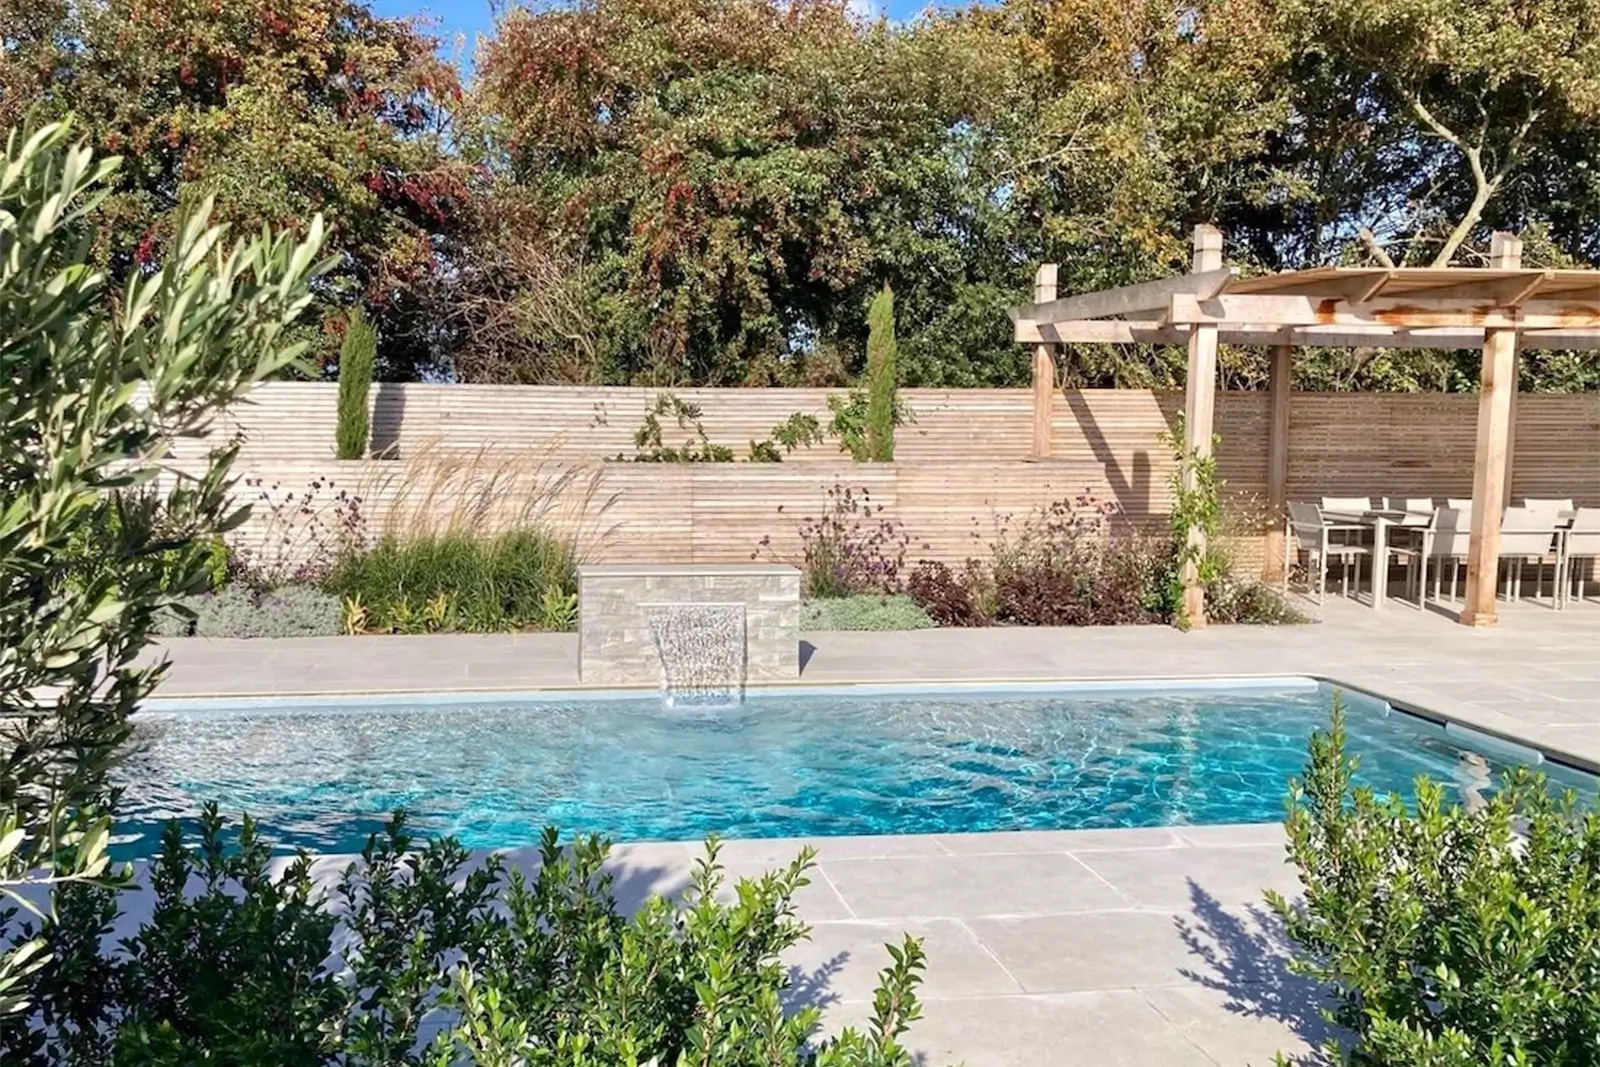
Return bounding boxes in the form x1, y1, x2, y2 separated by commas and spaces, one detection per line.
189, 385, 1600, 578
183, 384, 1040, 463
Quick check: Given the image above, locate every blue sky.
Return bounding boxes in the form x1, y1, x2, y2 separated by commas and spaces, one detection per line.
374, 0, 934, 68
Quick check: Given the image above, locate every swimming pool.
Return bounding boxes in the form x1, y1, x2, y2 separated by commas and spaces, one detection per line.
117, 679, 1593, 856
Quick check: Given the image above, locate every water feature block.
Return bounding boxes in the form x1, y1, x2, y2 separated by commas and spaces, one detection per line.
578, 564, 801, 685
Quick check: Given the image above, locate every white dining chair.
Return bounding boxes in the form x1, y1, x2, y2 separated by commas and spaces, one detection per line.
1498, 506, 1562, 603
1447, 498, 1473, 511
1524, 498, 1575, 513
1383, 497, 1435, 516
1379, 499, 1434, 602
1560, 508, 1600, 607
1321, 497, 1372, 513
1287, 502, 1371, 604
1423, 507, 1472, 603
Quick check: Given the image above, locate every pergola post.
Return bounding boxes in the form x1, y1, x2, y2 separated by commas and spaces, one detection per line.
1263, 344, 1292, 581
1181, 225, 1224, 626
1030, 264, 1058, 459
1461, 232, 1523, 627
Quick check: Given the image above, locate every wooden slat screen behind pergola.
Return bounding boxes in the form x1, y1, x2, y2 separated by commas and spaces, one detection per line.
1010, 226, 1600, 629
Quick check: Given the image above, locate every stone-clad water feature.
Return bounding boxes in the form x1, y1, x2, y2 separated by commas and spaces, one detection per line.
643, 602, 746, 708
577, 564, 800, 690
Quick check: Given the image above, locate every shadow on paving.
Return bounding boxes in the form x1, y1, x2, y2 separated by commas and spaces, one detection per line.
1176, 878, 1341, 1066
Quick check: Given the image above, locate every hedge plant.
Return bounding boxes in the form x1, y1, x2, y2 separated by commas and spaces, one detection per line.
1270, 699, 1600, 1067
1, 814, 935, 1067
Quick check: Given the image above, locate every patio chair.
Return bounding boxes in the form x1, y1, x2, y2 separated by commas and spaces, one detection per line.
1447, 498, 1473, 511
1424, 507, 1472, 603
1498, 506, 1562, 603
1383, 497, 1435, 516
1380, 499, 1435, 604
1524, 498, 1575, 513
1286, 502, 1371, 605
1559, 508, 1600, 607
1319, 497, 1373, 550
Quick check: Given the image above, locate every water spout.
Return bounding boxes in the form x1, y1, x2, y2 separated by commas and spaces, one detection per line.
643, 602, 747, 709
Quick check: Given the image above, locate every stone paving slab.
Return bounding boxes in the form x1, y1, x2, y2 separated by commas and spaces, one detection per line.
139, 600, 1600, 1064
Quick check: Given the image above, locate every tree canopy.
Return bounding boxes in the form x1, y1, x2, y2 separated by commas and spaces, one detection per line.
0, 0, 467, 375
4, 0, 1598, 390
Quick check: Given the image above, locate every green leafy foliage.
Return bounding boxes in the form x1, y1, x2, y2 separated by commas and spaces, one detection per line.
3, 815, 936, 1067
865, 285, 898, 462
826, 391, 915, 463
750, 412, 826, 463
472, 0, 1010, 387
10, 0, 1600, 389
63, 488, 230, 599
801, 594, 935, 631
622, 394, 736, 463
1161, 417, 1224, 628
621, 393, 826, 463
336, 307, 377, 459
323, 528, 579, 633
1270, 698, 1600, 1066
0, 119, 327, 1023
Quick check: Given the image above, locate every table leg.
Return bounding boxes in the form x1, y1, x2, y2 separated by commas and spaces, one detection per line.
1418, 531, 1431, 612
1372, 518, 1389, 610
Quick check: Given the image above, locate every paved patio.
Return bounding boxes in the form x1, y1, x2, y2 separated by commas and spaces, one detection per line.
141, 601, 1600, 1066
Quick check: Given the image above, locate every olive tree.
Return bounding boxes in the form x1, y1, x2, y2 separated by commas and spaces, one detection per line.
0, 120, 327, 1018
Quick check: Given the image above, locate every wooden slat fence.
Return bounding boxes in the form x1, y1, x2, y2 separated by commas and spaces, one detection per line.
192, 385, 1600, 577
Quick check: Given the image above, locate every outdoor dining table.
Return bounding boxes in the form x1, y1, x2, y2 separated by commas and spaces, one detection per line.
1321, 509, 1430, 611
1321, 507, 1577, 611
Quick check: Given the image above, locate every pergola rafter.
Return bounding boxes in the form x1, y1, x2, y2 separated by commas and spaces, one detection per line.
1010, 226, 1600, 629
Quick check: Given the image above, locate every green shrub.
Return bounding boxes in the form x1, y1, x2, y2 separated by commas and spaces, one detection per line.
749, 411, 825, 462
802, 594, 935, 631
324, 528, 578, 633
865, 284, 898, 462
1269, 699, 1600, 1067
621, 392, 735, 462
191, 586, 343, 638
2, 812, 935, 1067
335, 306, 376, 460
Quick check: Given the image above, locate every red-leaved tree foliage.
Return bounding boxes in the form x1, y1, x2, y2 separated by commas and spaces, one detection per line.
0, 0, 471, 376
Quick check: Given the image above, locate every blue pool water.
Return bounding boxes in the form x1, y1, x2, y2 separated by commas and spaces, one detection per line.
116, 680, 1594, 856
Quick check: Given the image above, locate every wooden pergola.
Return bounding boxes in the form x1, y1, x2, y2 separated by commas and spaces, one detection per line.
1010, 226, 1600, 629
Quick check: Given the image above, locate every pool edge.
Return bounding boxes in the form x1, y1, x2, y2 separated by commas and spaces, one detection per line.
138, 671, 1600, 779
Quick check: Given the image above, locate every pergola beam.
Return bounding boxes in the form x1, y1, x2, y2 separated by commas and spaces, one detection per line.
1013, 319, 1600, 350
1010, 229, 1600, 631
1168, 293, 1600, 331
1015, 267, 1235, 325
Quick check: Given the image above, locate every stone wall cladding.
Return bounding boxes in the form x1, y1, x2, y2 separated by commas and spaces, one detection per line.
578, 565, 800, 685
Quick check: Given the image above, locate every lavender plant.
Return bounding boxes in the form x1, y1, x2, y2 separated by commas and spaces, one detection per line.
757, 484, 917, 599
